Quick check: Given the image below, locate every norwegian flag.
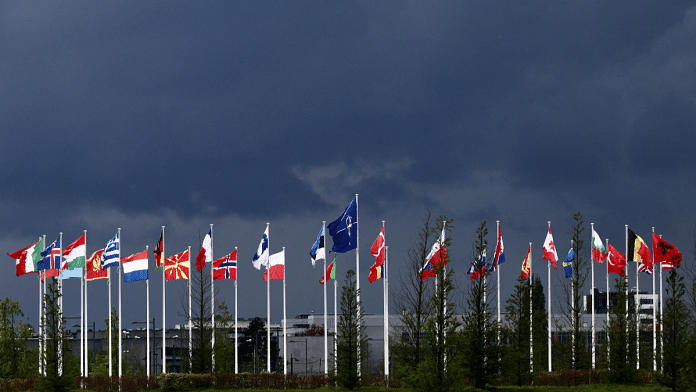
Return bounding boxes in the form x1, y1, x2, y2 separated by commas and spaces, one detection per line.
213, 250, 237, 280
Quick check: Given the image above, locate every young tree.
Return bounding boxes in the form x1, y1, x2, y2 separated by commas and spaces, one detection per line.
391, 210, 435, 382
188, 264, 213, 373
607, 276, 637, 383
461, 221, 499, 390
213, 301, 235, 373
503, 276, 532, 386
659, 267, 689, 391
239, 317, 268, 373
39, 278, 73, 392
336, 269, 368, 389
531, 275, 548, 371
0, 297, 33, 378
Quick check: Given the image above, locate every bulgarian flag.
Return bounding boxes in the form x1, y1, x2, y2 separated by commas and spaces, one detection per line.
7, 238, 44, 276
63, 234, 86, 270
591, 228, 608, 263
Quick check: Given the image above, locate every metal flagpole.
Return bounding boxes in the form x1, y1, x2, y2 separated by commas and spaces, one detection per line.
118, 228, 122, 378
571, 239, 575, 366
43, 265, 47, 376
266, 222, 271, 373
323, 221, 328, 376
81, 247, 84, 377
84, 230, 88, 378
211, 224, 215, 373
529, 242, 533, 372
146, 245, 151, 377
385, 242, 389, 380
606, 238, 610, 370
234, 247, 239, 374
651, 227, 656, 371
355, 194, 361, 376
496, 221, 501, 349
625, 226, 629, 366
547, 222, 552, 372
38, 264, 43, 376
334, 261, 338, 377
635, 229, 640, 370
591, 223, 596, 370
659, 235, 664, 372
188, 246, 192, 373
108, 240, 112, 377
162, 226, 167, 374
59, 232, 63, 376
283, 247, 287, 376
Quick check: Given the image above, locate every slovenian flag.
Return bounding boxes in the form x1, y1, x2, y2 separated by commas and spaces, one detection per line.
122, 250, 149, 282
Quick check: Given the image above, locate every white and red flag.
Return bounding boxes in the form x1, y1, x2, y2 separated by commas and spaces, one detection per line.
263, 250, 285, 281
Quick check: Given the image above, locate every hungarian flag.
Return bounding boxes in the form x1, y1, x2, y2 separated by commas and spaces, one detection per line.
606, 242, 626, 277
153, 230, 164, 270
86, 249, 108, 280
196, 229, 212, 272
263, 250, 285, 281
7, 238, 43, 276
628, 228, 652, 273
652, 233, 682, 269
165, 249, 190, 281
63, 234, 86, 270
213, 250, 237, 280
521, 244, 531, 280
320, 256, 336, 284
591, 228, 608, 263
368, 227, 385, 283
542, 227, 558, 269
419, 227, 448, 280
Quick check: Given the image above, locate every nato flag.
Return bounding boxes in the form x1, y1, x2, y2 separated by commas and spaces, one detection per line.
327, 197, 358, 253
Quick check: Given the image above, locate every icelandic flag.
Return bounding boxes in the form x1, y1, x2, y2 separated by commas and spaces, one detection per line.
563, 248, 575, 278
39, 236, 61, 271
196, 229, 212, 272
252, 226, 269, 270
213, 250, 237, 280
328, 197, 358, 253
492, 224, 505, 271
122, 250, 149, 282
102, 232, 120, 270
310, 226, 325, 266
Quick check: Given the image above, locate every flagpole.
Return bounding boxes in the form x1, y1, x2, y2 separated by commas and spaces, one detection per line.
81, 243, 85, 377
234, 246, 238, 375
265, 223, 271, 373
334, 260, 338, 378
59, 232, 63, 376
571, 239, 575, 366
43, 263, 47, 376
354, 194, 361, 377
384, 242, 390, 380
38, 265, 43, 376
145, 245, 150, 377
591, 223, 596, 370
529, 242, 533, 373
625, 225, 629, 366
547, 222, 552, 372
108, 242, 112, 377
84, 230, 88, 378
118, 228, 122, 379
635, 229, 640, 370
282, 247, 287, 376
659, 235, 663, 372
323, 221, 328, 376
606, 238, 610, 370
162, 226, 167, 375
210, 224, 215, 373
651, 227, 656, 371
496, 221, 501, 348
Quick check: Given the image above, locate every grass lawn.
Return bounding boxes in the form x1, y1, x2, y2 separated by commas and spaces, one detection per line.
165, 385, 672, 392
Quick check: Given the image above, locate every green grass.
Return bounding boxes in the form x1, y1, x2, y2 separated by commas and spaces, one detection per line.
131, 386, 671, 392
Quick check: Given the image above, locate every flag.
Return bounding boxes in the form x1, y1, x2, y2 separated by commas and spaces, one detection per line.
327, 197, 358, 253
563, 248, 575, 278
591, 228, 608, 263
122, 250, 149, 282
606, 243, 626, 277
263, 250, 285, 281
638, 263, 652, 275
42, 268, 60, 281
196, 229, 212, 272
213, 250, 237, 280
628, 228, 652, 273
309, 226, 325, 266
320, 255, 336, 284
521, 244, 531, 280
368, 227, 385, 283
252, 226, 269, 270
542, 227, 558, 269
492, 224, 505, 271
102, 232, 120, 270
165, 249, 190, 281
419, 227, 448, 280
7, 239, 43, 276
468, 250, 486, 281
86, 249, 108, 280
39, 237, 61, 271
63, 234, 86, 270
652, 233, 682, 269
154, 230, 164, 270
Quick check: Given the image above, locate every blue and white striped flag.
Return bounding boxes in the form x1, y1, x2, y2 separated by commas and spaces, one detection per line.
102, 232, 120, 270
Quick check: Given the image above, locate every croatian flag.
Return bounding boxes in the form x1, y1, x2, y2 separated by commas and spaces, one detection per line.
252, 226, 269, 270
39, 236, 61, 271
102, 232, 120, 270
122, 250, 149, 282
213, 250, 237, 280
492, 224, 505, 271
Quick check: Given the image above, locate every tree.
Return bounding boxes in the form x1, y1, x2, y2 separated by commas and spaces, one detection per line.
336, 269, 368, 390
659, 267, 689, 391
531, 275, 548, 371
0, 296, 33, 378
187, 263, 213, 373
39, 278, 72, 392
391, 210, 435, 383
607, 276, 637, 383
239, 317, 267, 373
503, 276, 532, 386
212, 301, 235, 374
460, 221, 500, 390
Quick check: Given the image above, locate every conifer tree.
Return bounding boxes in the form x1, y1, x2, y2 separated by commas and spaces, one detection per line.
659, 268, 688, 390
336, 269, 367, 389
0, 296, 33, 378
39, 278, 72, 392
607, 276, 637, 383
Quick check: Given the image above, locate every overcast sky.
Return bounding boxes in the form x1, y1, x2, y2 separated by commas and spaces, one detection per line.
2, 1, 696, 331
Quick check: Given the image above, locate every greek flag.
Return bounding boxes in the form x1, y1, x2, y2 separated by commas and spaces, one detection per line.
102, 232, 120, 270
